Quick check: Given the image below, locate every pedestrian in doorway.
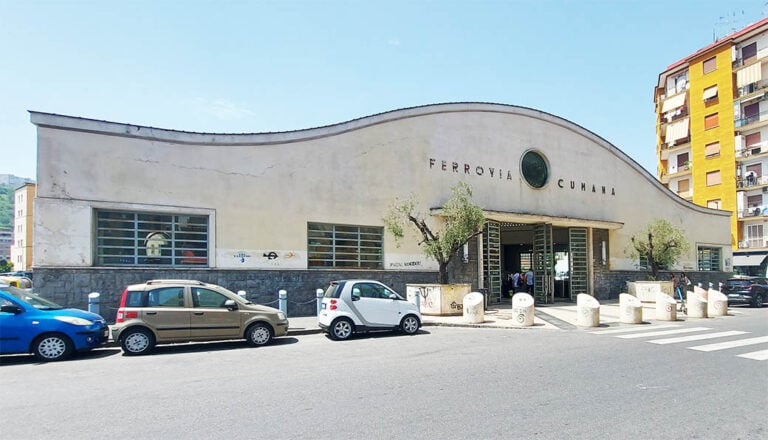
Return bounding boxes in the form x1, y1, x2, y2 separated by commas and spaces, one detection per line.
526, 268, 534, 293
512, 271, 521, 293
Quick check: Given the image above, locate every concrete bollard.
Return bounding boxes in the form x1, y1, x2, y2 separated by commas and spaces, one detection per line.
279, 289, 288, 317
619, 293, 643, 324
462, 292, 485, 324
655, 292, 677, 321
511, 292, 535, 327
687, 286, 708, 318
316, 288, 324, 316
708, 288, 728, 317
88, 292, 100, 315
576, 294, 600, 327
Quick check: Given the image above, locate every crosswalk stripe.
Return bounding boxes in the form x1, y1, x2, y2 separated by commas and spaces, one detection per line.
616, 327, 711, 339
590, 324, 681, 335
689, 336, 768, 352
737, 350, 768, 361
648, 331, 749, 345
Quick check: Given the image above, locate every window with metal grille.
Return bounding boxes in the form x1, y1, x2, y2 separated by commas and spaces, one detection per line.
307, 222, 383, 269
95, 210, 209, 266
697, 247, 721, 271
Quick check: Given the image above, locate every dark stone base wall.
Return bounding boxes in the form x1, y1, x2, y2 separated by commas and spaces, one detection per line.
593, 270, 732, 300
32, 265, 732, 323
33, 268, 437, 323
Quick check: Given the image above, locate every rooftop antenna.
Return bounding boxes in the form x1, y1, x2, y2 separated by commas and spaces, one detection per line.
714, 9, 746, 41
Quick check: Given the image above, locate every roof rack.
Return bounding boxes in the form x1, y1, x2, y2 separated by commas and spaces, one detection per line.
146, 279, 206, 285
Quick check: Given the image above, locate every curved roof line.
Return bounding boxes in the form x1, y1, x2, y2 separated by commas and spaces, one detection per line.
28, 102, 729, 217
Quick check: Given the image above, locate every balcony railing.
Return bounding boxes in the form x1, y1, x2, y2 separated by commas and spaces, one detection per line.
735, 109, 768, 128
739, 204, 768, 219
738, 239, 768, 249
737, 175, 768, 189
737, 80, 768, 98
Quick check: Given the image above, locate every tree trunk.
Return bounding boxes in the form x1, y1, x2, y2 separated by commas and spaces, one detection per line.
438, 261, 449, 284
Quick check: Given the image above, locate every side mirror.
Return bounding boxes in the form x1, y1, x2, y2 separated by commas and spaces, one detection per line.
389, 293, 398, 300
1, 304, 22, 314
351, 294, 360, 301
223, 299, 237, 310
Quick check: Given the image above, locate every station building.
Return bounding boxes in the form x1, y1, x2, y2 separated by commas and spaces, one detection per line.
30, 103, 732, 322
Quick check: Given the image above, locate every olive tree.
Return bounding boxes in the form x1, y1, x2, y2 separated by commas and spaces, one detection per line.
627, 218, 689, 280
383, 182, 485, 284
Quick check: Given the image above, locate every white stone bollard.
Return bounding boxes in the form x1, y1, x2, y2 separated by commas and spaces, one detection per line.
619, 293, 643, 324
655, 292, 677, 321
462, 291, 485, 324
511, 292, 535, 327
708, 288, 728, 317
686, 286, 708, 318
576, 294, 600, 327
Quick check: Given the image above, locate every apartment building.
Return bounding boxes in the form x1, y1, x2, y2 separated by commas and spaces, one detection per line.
10, 183, 35, 270
655, 17, 768, 274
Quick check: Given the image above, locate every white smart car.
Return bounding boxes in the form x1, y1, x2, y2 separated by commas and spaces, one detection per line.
318, 280, 421, 340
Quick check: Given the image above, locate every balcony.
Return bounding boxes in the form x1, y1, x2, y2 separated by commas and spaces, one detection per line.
737, 80, 768, 99
738, 204, 768, 219
736, 175, 768, 190
735, 109, 768, 129
738, 239, 768, 249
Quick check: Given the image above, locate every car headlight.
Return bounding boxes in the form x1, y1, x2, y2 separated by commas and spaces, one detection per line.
54, 316, 93, 326
277, 312, 286, 321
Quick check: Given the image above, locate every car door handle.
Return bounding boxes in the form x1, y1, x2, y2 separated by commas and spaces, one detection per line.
194, 312, 204, 315
146, 312, 157, 315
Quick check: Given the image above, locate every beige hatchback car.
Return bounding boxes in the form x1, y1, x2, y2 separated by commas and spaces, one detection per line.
111, 279, 289, 355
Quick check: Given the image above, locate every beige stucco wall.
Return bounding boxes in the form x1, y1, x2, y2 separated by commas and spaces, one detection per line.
31, 103, 732, 271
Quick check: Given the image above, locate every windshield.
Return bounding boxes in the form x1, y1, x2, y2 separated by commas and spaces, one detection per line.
0, 285, 63, 310
725, 280, 752, 288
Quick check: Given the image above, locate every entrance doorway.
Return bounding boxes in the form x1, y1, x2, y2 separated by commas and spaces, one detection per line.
482, 221, 590, 304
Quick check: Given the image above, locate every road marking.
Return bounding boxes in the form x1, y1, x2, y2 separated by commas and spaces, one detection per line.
616, 327, 711, 339
689, 336, 768, 352
589, 325, 681, 335
648, 331, 749, 345
737, 349, 768, 361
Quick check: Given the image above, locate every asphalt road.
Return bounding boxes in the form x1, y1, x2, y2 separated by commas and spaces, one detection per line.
1, 308, 766, 440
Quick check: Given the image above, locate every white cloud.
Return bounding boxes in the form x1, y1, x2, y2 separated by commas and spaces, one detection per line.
193, 98, 257, 120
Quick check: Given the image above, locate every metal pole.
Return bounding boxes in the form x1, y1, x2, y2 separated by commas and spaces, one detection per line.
279, 289, 288, 317
316, 288, 324, 316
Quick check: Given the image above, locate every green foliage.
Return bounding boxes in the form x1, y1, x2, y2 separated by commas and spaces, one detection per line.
0, 184, 12, 229
383, 182, 485, 284
0, 259, 12, 272
627, 218, 689, 280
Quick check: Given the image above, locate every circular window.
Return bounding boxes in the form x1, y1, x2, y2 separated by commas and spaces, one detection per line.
520, 150, 549, 188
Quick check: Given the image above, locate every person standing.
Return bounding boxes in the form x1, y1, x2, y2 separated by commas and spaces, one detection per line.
526, 268, 534, 293
512, 271, 521, 293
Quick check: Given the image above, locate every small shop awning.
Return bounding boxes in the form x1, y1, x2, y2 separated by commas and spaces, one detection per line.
733, 255, 766, 267
736, 62, 762, 88
660, 93, 686, 113
429, 208, 624, 230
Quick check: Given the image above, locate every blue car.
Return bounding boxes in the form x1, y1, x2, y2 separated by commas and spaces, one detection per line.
0, 283, 109, 361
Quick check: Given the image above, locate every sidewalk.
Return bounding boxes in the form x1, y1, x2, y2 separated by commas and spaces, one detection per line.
286, 299, 679, 336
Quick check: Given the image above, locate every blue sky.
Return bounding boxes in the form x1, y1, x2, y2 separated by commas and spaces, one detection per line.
1, 0, 764, 180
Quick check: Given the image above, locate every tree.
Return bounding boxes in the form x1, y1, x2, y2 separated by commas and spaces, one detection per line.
627, 218, 689, 280
383, 182, 485, 284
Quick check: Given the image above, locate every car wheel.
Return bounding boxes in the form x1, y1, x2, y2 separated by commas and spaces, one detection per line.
246, 322, 273, 346
330, 318, 354, 341
400, 315, 420, 335
753, 293, 765, 308
33, 333, 73, 362
121, 327, 155, 356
